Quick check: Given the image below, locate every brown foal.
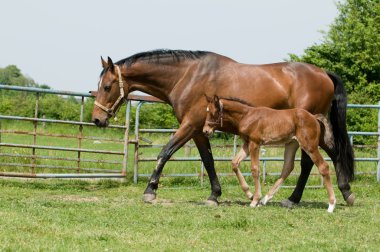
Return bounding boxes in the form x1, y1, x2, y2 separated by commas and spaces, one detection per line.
203, 96, 336, 212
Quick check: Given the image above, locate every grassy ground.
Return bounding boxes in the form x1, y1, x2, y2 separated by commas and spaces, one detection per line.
0, 177, 379, 251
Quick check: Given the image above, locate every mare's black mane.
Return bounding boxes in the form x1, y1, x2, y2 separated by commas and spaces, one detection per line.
116, 49, 210, 66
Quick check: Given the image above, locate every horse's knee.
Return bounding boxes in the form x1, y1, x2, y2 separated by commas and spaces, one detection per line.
251, 165, 259, 176
231, 161, 239, 172
318, 162, 330, 177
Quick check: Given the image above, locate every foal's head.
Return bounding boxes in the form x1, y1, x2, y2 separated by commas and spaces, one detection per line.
203, 95, 223, 138
91, 57, 126, 127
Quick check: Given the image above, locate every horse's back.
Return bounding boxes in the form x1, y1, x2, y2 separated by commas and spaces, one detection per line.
212, 61, 334, 114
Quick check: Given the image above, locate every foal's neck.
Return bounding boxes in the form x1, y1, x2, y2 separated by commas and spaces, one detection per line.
220, 99, 250, 127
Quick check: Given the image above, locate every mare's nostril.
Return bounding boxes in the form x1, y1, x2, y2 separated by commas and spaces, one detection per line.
94, 118, 100, 126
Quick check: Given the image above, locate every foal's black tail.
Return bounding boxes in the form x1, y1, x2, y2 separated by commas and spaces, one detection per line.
327, 72, 355, 182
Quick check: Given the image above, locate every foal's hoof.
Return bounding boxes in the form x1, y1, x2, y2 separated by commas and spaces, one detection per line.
143, 193, 156, 203
280, 199, 296, 209
205, 199, 219, 206
346, 193, 355, 206
250, 200, 259, 208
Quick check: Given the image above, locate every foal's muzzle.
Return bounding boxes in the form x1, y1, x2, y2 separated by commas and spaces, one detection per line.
202, 127, 214, 138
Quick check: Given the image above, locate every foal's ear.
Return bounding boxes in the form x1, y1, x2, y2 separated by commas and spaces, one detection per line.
107, 56, 114, 72
213, 95, 220, 105
204, 94, 213, 103
101, 56, 108, 69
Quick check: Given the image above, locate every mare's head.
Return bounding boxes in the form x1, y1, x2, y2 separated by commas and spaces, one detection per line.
91, 57, 127, 127
203, 95, 223, 138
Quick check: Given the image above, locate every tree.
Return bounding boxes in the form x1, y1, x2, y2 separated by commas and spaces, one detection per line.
289, 0, 380, 143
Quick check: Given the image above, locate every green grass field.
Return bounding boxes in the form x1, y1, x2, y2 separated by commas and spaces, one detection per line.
0, 178, 379, 251
1, 120, 380, 251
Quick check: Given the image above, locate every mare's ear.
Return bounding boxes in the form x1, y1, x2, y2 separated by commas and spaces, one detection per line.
107, 56, 114, 72
90, 91, 98, 97
101, 56, 108, 69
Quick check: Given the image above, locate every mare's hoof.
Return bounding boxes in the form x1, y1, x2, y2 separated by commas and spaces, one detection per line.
143, 193, 156, 203
346, 193, 355, 206
205, 199, 219, 206
280, 199, 296, 209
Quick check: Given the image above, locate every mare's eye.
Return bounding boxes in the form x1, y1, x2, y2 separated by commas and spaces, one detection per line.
104, 85, 111, 92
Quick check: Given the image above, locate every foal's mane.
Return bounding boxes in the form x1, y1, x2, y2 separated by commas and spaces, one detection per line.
219, 96, 255, 108
116, 49, 210, 67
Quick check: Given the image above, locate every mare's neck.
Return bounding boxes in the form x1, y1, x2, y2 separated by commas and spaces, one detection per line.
123, 61, 192, 104
221, 99, 250, 129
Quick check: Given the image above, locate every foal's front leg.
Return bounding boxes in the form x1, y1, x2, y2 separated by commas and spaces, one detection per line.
249, 142, 261, 207
231, 142, 253, 200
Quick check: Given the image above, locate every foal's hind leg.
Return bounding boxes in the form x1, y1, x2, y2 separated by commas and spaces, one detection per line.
260, 140, 299, 206
307, 149, 336, 213
231, 142, 253, 200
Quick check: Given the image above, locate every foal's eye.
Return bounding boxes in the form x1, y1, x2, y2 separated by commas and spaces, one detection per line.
104, 85, 111, 92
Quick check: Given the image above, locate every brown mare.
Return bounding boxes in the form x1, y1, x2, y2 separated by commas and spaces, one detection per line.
203, 96, 337, 212
90, 49, 354, 207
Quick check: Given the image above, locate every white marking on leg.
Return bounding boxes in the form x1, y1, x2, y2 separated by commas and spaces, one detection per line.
327, 198, 336, 213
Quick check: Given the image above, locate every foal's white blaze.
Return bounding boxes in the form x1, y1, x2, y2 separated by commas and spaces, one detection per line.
98, 75, 104, 89
206, 106, 209, 112
327, 199, 336, 213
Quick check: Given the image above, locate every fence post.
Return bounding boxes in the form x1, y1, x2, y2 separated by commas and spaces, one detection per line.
377, 101, 380, 182
134, 102, 144, 183
31, 92, 40, 174
122, 100, 131, 177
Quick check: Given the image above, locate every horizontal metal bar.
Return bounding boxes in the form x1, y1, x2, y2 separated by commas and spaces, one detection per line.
0, 115, 126, 129
348, 131, 379, 136
138, 157, 379, 162
0, 143, 124, 155
0, 130, 125, 143
139, 129, 177, 133
0, 84, 92, 97
0, 172, 125, 178
0, 153, 123, 165
0, 162, 121, 173
347, 104, 380, 109
0, 84, 164, 103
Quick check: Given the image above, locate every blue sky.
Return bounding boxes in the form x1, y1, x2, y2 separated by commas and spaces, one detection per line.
0, 0, 338, 92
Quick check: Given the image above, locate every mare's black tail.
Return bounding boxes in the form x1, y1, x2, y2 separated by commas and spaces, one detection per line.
327, 72, 355, 182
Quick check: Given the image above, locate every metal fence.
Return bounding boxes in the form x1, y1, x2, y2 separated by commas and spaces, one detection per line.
0, 84, 160, 178
1, 84, 379, 183
132, 101, 380, 184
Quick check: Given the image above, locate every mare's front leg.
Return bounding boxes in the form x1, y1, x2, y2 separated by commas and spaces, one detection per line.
193, 134, 222, 205
248, 142, 261, 207
231, 141, 253, 200
260, 140, 299, 206
143, 123, 194, 202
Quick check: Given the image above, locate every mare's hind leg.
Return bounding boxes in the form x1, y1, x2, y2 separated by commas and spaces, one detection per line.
283, 150, 314, 208
260, 140, 299, 205
248, 142, 261, 207
307, 149, 336, 213
231, 142, 253, 200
